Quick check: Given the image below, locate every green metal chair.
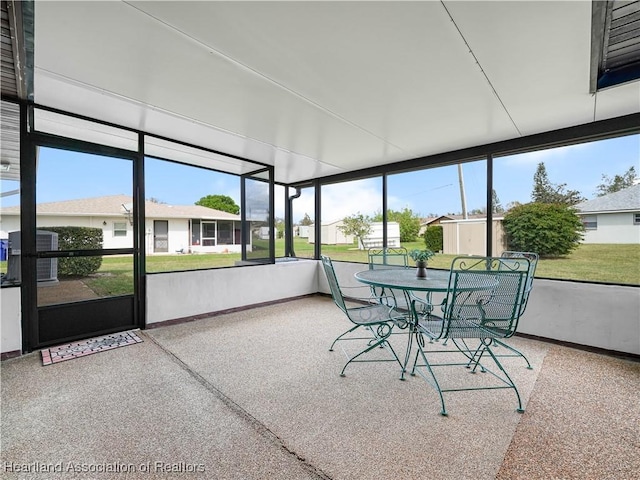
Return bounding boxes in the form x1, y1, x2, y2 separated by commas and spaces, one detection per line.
367, 247, 409, 269
367, 247, 410, 311
410, 256, 530, 416
321, 255, 405, 377
493, 251, 539, 368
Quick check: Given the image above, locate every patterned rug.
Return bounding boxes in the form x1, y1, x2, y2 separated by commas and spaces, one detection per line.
41, 330, 143, 366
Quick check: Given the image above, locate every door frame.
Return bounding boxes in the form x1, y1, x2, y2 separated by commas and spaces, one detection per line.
21, 125, 146, 352
153, 220, 169, 253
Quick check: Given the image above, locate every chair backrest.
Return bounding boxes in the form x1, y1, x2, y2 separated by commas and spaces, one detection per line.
320, 255, 348, 314
501, 250, 539, 315
442, 256, 530, 339
368, 247, 409, 270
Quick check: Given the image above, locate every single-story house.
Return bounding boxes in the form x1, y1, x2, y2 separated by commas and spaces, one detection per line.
0, 194, 243, 254
575, 184, 640, 244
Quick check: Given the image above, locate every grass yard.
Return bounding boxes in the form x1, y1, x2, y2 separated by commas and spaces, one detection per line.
98, 240, 639, 284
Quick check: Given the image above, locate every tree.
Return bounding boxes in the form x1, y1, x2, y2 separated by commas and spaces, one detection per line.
299, 213, 313, 226
44, 226, 103, 276
195, 194, 240, 214
423, 225, 443, 252
338, 213, 372, 250
596, 166, 637, 196
492, 190, 504, 214
372, 207, 421, 242
460, 190, 502, 216
502, 203, 584, 257
531, 162, 585, 205
275, 217, 285, 239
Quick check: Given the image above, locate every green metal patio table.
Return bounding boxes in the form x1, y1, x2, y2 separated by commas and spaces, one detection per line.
354, 267, 498, 379
355, 268, 450, 379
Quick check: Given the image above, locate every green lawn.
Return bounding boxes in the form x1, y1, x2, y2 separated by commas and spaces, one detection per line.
288, 240, 640, 284
101, 240, 639, 284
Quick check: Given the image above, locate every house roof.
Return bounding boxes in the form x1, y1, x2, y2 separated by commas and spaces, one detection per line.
421, 214, 492, 225
575, 184, 640, 214
0, 194, 240, 220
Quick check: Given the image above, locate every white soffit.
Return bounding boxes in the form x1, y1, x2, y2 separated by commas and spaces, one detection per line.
444, 0, 596, 135
127, 1, 519, 158
33, 1, 639, 185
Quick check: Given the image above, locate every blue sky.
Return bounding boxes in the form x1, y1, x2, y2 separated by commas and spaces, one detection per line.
1, 134, 638, 223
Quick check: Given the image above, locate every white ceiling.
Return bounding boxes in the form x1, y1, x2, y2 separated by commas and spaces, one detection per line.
33, 1, 640, 184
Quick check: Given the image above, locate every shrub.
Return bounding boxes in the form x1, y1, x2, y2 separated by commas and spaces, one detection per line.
423, 225, 443, 252
502, 203, 584, 257
43, 226, 103, 276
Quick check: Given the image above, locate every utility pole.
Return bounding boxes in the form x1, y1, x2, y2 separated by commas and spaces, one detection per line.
457, 163, 468, 219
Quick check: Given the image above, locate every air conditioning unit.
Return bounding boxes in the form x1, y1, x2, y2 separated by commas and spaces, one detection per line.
6, 230, 59, 284
36, 230, 58, 284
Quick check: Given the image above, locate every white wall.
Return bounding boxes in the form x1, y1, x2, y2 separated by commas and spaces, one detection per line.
0, 286, 21, 353
146, 259, 318, 324
1, 214, 135, 249
519, 279, 640, 355
582, 212, 640, 244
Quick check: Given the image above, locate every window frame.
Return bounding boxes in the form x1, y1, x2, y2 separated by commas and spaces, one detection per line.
582, 214, 598, 230
113, 221, 128, 237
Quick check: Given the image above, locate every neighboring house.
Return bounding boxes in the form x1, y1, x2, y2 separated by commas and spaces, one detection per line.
0, 194, 243, 254
575, 184, 640, 244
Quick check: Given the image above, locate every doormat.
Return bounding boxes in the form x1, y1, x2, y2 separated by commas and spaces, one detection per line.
41, 330, 143, 366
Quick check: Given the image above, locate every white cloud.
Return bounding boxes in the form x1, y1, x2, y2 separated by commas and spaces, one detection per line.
321, 180, 383, 223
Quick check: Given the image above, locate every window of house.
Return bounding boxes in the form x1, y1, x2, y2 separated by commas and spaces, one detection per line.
582, 215, 598, 230
202, 221, 216, 246
634, 213, 640, 226
217, 221, 234, 245
113, 222, 128, 237
191, 219, 200, 245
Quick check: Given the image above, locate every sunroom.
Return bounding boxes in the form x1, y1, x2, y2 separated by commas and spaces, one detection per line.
1, 2, 638, 357
1, 2, 640, 478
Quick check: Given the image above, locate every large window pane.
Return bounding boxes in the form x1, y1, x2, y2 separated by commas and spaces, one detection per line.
244, 176, 272, 262
494, 134, 640, 285
291, 186, 315, 259
320, 177, 382, 262
387, 160, 487, 268
145, 157, 241, 271
275, 184, 285, 258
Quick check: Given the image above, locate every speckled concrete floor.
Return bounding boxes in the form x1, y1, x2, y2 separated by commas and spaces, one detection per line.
2, 296, 638, 479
